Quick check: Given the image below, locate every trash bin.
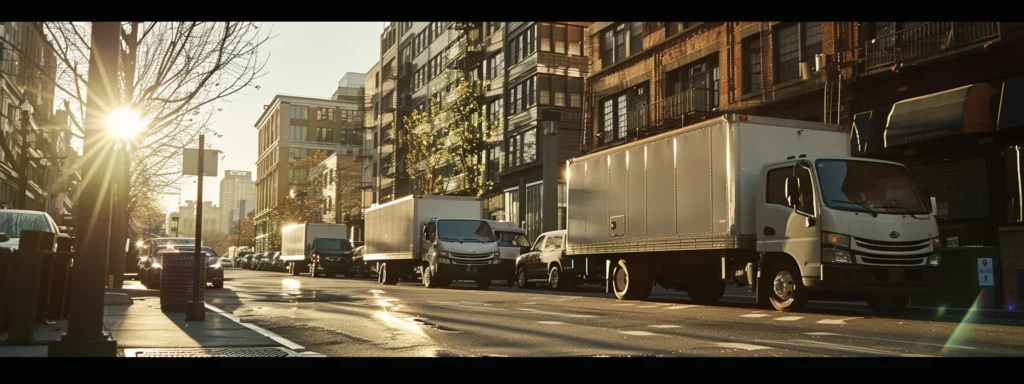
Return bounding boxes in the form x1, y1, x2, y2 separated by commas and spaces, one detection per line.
159, 250, 205, 313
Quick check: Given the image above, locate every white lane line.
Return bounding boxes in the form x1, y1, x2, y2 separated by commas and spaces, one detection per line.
806, 331, 975, 350
204, 302, 307, 352
516, 308, 597, 318
613, 303, 636, 306
663, 305, 697, 310
523, 302, 538, 305
805, 332, 841, 336
648, 325, 681, 329
537, 321, 567, 325
638, 305, 662, 308
816, 319, 847, 325
741, 314, 771, 318
619, 331, 659, 336
760, 339, 906, 356
901, 354, 931, 357
715, 342, 772, 351
774, 316, 804, 321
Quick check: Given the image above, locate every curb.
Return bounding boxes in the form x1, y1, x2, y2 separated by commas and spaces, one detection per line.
720, 294, 1024, 321
203, 302, 324, 357
105, 287, 160, 298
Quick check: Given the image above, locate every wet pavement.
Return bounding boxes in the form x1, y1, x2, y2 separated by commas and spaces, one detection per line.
205, 269, 1024, 357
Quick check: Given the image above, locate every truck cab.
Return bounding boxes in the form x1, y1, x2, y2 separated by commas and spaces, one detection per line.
419, 218, 502, 289
485, 220, 531, 284
756, 156, 941, 314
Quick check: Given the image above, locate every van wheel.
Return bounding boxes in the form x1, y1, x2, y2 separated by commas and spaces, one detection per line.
549, 266, 568, 291
380, 263, 398, 285
866, 295, 909, 316
422, 265, 438, 288
612, 259, 652, 300
768, 261, 809, 311
517, 267, 533, 289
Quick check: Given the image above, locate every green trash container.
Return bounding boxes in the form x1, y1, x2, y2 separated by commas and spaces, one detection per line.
915, 246, 1002, 310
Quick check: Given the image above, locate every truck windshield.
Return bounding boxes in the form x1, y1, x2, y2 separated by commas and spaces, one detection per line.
438, 220, 496, 243
816, 159, 928, 215
496, 231, 531, 247
315, 238, 352, 251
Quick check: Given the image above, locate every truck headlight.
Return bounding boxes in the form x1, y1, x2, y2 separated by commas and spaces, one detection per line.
822, 232, 850, 248
492, 251, 500, 258
928, 254, 941, 267
821, 247, 852, 264
435, 250, 449, 257
932, 237, 943, 250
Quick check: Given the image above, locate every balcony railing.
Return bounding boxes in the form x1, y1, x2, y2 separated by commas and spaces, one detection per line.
627, 88, 713, 136
864, 22, 999, 70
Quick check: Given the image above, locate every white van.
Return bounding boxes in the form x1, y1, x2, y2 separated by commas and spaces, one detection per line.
485, 220, 532, 283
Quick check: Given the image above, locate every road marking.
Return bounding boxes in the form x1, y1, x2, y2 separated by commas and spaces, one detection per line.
613, 303, 636, 306
537, 321, 567, 325
523, 302, 538, 305
516, 308, 597, 318
619, 331, 658, 336
741, 314, 770, 318
805, 332, 841, 336
638, 305, 662, 308
901, 354, 931, 357
648, 325, 681, 329
816, 319, 846, 325
663, 305, 697, 310
715, 342, 772, 351
805, 331, 975, 350
760, 339, 904, 356
204, 302, 308, 352
774, 316, 803, 321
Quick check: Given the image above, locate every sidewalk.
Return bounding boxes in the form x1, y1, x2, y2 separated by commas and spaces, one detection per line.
1, 283, 323, 357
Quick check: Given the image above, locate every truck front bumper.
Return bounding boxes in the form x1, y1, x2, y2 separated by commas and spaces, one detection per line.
437, 262, 504, 281
804, 264, 938, 295
316, 257, 354, 272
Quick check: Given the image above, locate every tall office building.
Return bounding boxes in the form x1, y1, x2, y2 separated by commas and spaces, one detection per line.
219, 170, 256, 233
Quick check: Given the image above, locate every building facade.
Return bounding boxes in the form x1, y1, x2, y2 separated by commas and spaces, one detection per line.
311, 152, 363, 239
219, 169, 256, 233
174, 200, 222, 238
253, 85, 365, 251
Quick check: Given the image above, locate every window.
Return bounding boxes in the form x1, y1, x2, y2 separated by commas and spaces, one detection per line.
600, 85, 647, 144
289, 147, 313, 160
289, 105, 308, 120
544, 234, 563, 251
602, 98, 614, 143
568, 26, 583, 56
553, 24, 567, 54
487, 99, 502, 125
508, 77, 535, 114
289, 125, 308, 141
317, 107, 334, 122
522, 129, 537, 163
507, 128, 538, 168
569, 78, 583, 108
525, 77, 535, 107
614, 27, 626, 62
765, 168, 791, 206
509, 86, 520, 115
487, 52, 503, 80
508, 37, 519, 64
666, 57, 719, 110
600, 23, 642, 67
743, 37, 762, 94
774, 22, 822, 84
630, 22, 643, 55
794, 165, 815, 215
525, 183, 543, 239
316, 127, 333, 143
526, 24, 536, 56
538, 76, 550, 105
616, 94, 627, 139
488, 145, 502, 183
539, 23, 551, 52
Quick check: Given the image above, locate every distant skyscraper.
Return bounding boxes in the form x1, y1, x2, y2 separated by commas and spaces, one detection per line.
219, 170, 255, 233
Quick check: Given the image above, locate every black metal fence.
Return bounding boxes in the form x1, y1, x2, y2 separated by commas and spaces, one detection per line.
864, 22, 1000, 70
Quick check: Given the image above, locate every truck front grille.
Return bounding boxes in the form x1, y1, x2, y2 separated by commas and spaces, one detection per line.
854, 237, 931, 253
855, 252, 929, 266
449, 252, 492, 265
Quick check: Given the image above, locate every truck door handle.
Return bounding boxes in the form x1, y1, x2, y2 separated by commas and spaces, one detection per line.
763, 227, 775, 236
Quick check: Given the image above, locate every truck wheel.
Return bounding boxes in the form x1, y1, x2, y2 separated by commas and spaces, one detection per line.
289, 262, 300, 276
768, 262, 809, 311
380, 263, 398, 285
612, 259, 653, 300
422, 265, 439, 288
517, 267, 533, 289
549, 266, 568, 291
866, 295, 909, 316
688, 276, 726, 304
475, 279, 491, 290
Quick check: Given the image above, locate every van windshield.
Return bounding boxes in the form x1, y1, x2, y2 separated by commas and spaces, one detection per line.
315, 238, 352, 251
496, 231, 531, 247
438, 220, 495, 243
816, 159, 929, 215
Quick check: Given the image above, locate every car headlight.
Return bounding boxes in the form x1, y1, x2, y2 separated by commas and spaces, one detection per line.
492, 251, 500, 257
932, 237, 943, 250
822, 232, 850, 248
211, 263, 222, 269
821, 247, 852, 264
151, 263, 161, 269
927, 254, 941, 267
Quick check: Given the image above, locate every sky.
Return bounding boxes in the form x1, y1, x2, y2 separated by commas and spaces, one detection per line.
163, 22, 385, 213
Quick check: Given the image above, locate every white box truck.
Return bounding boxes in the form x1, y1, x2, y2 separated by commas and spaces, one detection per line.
364, 195, 502, 289
280, 223, 350, 277
563, 114, 941, 315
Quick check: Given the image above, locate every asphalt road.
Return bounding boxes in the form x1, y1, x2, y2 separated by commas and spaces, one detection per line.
205, 268, 1024, 357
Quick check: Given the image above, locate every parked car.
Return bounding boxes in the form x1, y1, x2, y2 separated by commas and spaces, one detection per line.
0, 209, 60, 251
220, 257, 234, 268
140, 243, 224, 289
350, 246, 375, 278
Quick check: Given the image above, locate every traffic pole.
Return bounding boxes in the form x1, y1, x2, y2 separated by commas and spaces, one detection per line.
186, 134, 206, 321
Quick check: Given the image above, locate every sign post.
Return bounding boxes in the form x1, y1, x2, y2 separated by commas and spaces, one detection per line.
182, 135, 218, 321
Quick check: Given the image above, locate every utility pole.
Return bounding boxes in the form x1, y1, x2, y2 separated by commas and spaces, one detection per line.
49, 21, 121, 357
186, 134, 206, 321
108, 22, 139, 290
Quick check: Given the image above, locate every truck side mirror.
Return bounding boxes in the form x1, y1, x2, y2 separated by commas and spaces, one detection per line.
805, 216, 816, 228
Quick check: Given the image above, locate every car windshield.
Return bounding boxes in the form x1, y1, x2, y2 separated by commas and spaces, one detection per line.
0, 212, 53, 238
816, 159, 929, 215
315, 238, 353, 251
438, 220, 495, 242
496, 231, 531, 247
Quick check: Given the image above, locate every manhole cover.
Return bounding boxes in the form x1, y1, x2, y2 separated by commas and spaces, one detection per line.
124, 347, 301, 358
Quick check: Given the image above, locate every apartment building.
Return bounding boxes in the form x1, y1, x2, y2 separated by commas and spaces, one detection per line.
363, 24, 400, 207
253, 85, 365, 251
174, 200, 222, 238
311, 152, 363, 239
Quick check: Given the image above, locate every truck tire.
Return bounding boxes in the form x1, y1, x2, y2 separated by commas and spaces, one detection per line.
289, 262, 300, 276
688, 276, 726, 304
380, 263, 398, 285
866, 295, 909, 316
768, 261, 809, 312
475, 279, 491, 289
422, 265, 439, 288
549, 266, 568, 291
517, 267, 533, 289
612, 259, 653, 301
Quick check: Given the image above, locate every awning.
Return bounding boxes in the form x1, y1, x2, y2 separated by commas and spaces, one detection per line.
884, 83, 998, 147
998, 76, 1024, 130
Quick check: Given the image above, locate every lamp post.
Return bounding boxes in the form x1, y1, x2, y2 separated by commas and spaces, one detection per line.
106, 107, 144, 290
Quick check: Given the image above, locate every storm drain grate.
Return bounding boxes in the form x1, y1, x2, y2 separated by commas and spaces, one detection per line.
124, 347, 301, 358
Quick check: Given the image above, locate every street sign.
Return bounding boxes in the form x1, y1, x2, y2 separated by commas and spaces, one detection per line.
182, 148, 219, 177
978, 257, 994, 287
